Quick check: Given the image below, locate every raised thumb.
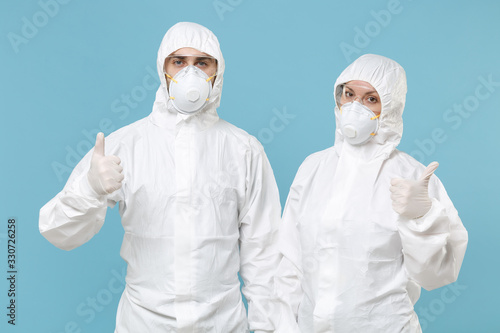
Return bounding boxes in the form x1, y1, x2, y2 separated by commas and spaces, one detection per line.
93, 132, 105, 157
419, 161, 439, 182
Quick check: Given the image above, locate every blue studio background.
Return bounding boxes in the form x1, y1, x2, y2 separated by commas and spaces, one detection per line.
1, 0, 498, 332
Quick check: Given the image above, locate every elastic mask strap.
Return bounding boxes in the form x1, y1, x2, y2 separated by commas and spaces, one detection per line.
370, 114, 380, 136
205, 73, 216, 101
165, 74, 177, 84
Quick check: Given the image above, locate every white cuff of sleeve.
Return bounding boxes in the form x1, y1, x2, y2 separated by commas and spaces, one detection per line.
78, 175, 106, 200
400, 198, 450, 234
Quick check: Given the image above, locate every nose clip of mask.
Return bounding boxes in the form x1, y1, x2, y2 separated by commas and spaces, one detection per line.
166, 65, 214, 115
339, 101, 380, 145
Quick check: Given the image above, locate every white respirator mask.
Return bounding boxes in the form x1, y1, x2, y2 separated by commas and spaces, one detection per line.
339, 101, 380, 145
165, 65, 215, 115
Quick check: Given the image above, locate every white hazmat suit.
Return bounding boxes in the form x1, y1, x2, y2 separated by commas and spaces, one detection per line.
40, 22, 281, 333
275, 54, 468, 332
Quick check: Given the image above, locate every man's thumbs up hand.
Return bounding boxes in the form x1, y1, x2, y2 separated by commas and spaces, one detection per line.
87, 133, 124, 195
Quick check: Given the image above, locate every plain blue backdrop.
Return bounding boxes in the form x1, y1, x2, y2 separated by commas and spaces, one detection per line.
1, 0, 498, 332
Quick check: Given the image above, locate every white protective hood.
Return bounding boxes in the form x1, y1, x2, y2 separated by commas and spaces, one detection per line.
333, 54, 407, 161
150, 22, 224, 131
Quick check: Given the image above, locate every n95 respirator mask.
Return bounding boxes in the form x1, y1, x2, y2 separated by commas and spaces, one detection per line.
165, 65, 215, 115
339, 101, 380, 145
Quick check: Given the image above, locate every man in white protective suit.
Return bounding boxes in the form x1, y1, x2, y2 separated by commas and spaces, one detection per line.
39, 22, 282, 332
274, 54, 468, 332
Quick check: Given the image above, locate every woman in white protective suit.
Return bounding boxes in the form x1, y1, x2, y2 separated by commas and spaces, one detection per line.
39, 22, 282, 332
274, 54, 468, 332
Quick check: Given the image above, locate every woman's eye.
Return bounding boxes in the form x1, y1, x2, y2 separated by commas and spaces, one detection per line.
345, 92, 353, 97
367, 96, 378, 103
